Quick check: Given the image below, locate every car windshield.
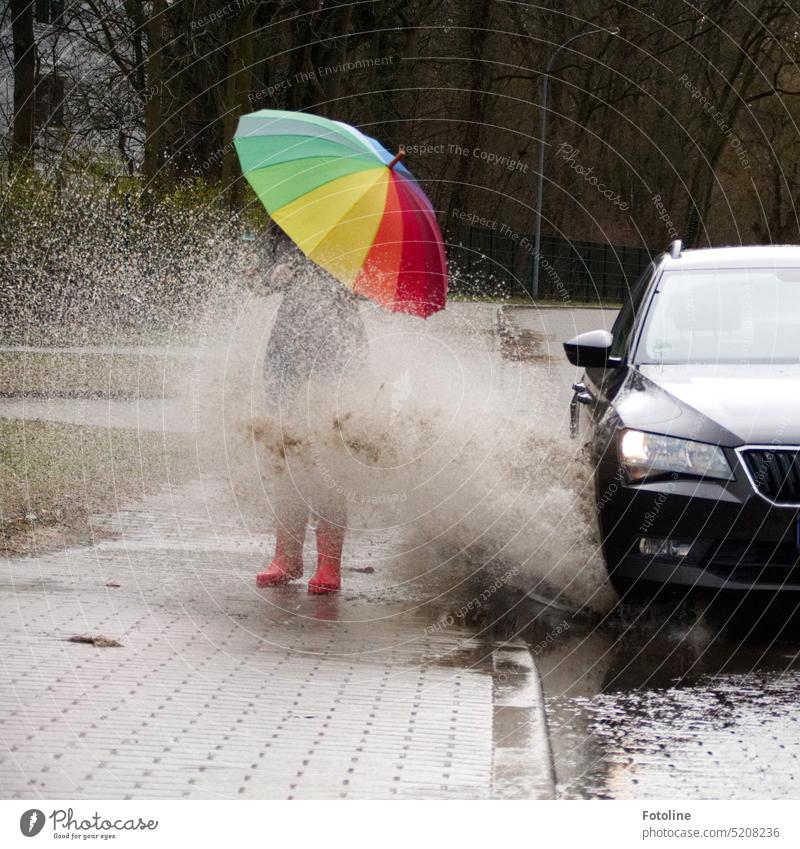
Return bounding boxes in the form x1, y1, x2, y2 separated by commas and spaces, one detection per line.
637, 267, 800, 364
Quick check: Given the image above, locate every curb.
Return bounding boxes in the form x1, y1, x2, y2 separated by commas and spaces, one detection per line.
491, 642, 556, 799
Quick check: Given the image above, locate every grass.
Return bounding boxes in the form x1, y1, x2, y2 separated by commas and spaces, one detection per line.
448, 293, 622, 308
0, 323, 199, 349
0, 418, 195, 553
0, 350, 193, 398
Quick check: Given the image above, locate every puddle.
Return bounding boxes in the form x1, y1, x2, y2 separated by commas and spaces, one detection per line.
523, 596, 800, 798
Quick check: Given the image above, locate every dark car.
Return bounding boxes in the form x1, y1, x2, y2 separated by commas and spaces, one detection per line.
564, 241, 800, 597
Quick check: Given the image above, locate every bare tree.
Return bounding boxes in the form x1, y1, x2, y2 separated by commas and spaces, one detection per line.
143, 0, 165, 182
10, 0, 35, 171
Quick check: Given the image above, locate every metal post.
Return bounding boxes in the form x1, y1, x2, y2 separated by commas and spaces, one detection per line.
531, 71, 549, 300
531, 25, 619, 300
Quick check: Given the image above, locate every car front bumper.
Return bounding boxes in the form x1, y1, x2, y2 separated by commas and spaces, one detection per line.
598, 467, 800, 592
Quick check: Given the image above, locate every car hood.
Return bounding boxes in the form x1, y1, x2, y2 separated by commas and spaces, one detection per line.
637, 363, 800, 445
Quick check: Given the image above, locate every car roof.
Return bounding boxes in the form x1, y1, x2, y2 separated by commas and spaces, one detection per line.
662, 244, 800, 270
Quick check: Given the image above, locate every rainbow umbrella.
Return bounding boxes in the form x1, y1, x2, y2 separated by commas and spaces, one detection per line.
234, 109, 447, 318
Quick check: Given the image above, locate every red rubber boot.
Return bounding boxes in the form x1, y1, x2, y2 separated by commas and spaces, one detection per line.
308, 520, 344, 594
256, 522, 305, 587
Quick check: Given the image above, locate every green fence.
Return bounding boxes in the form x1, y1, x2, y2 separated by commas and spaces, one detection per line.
448, 224, 657, 302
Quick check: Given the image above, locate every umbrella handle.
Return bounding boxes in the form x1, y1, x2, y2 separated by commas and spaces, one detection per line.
387, 150, 406, 170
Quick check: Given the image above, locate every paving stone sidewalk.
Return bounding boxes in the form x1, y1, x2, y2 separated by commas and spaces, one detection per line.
1, 481, 553, 800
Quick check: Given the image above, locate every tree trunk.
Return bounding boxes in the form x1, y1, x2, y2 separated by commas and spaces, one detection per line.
310, 3, 353, 106
143, 0, 166, 183
447, 0, 492, 224
222, 7, 255, 205
10, 0, 36, 172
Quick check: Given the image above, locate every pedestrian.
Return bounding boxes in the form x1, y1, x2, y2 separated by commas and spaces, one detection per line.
250, 243, 369, 593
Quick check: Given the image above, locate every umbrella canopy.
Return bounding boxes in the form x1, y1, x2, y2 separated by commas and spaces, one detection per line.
234, 109, 447, 318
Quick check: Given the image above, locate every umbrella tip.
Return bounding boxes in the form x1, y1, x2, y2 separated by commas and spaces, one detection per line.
387, 150, 406, 170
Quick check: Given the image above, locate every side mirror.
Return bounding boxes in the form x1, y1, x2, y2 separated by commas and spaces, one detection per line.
563, 329, 617, 368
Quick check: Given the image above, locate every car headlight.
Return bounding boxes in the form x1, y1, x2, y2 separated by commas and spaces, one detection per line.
619, 429, 732, 481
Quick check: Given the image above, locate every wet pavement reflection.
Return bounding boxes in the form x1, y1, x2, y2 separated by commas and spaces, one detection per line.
500, 592, 800, 799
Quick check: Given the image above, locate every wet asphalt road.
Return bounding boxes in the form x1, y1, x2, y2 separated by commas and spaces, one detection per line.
3, 304, 800, 799
497, 595, 800, 799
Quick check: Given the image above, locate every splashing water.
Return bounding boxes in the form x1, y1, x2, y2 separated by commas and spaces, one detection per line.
3, 180, 612, 613
195, 265, 614, 614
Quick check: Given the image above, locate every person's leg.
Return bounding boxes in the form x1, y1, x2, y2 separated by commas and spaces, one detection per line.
308, 494, 346, 594
308, 518, 344, 593
256, 500, 307, 587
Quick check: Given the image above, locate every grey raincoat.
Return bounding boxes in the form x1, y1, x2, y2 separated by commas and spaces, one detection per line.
263, 263, 368, 411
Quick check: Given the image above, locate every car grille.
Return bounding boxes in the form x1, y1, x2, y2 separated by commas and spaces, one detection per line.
741, 447, 800, 505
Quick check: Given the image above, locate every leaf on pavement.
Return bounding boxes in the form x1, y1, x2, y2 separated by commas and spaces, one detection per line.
67, 634, 122, 648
